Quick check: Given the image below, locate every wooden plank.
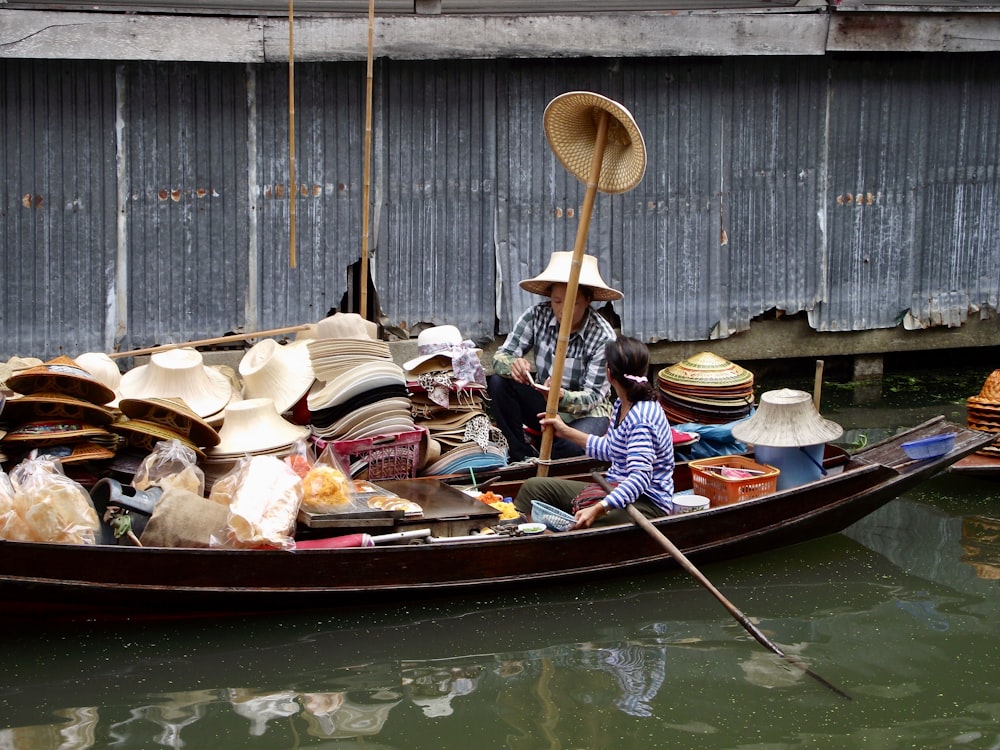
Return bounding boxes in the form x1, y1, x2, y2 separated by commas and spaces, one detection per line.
829, 12, 1000, 52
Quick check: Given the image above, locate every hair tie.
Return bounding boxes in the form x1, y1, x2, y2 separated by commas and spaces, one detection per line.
623, 374, 648, 383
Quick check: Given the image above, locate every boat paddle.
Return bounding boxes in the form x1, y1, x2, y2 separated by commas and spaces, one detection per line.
590, 471, 851, 700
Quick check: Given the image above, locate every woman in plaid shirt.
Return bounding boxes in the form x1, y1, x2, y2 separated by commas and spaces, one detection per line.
489, 252, 620, 462
513, 336, 675, 528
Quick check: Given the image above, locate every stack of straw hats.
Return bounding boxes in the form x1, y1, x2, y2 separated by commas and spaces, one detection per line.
306, 314, 418, 445
657, 352, 755, 425
966, 369, 1000, 457
112, 396, 221, 461
403, 325, 506, 476
0, 356, 119, 470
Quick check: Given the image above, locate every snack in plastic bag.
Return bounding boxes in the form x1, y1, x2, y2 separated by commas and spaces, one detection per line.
133, 439, 206, 497
300, 465, 354, 512
283, 438, 316, 479
211, 455, 303, 550
0, 470, 34, 541
8, 457, 100, 544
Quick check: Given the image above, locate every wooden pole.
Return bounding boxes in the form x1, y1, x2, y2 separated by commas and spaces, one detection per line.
591, 473, 851, 700
288, 0, 297, 268
359, 0, 375, 319
813, 359, 825, 410
536, 110, 610, 478
108, 324, 312, 359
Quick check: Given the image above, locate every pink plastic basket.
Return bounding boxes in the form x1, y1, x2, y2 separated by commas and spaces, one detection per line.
322, 427, 424, 481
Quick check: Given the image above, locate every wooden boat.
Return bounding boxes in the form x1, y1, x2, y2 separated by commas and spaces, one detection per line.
0, 416, 991, 619
948, 450, 1000, 479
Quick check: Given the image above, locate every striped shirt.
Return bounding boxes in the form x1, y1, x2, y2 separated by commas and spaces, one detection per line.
492, 302, 615, 419
586, 398, 675, 513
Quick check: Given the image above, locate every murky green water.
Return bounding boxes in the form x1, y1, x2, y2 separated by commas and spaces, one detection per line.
1, 364, 998, 749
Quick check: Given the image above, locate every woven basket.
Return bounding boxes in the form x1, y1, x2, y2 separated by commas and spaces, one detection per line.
530, 500, 576, 532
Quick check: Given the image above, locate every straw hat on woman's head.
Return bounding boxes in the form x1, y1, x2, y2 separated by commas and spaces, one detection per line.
519, 252, 623, 302
731, 388, 843, 448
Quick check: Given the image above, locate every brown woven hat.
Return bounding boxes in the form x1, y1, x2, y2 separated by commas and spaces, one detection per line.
7, 355, 116, 405
543, 91, 646, 194
519, 251, 623, 301
977, 369, 1000, 402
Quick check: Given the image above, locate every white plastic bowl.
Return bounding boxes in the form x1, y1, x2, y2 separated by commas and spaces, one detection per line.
673, 494, 711, 514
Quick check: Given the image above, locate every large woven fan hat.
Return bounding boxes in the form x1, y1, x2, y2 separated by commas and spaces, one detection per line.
543, 91, 646, 194
732, 388, 844, 448
519, 251, 623, 301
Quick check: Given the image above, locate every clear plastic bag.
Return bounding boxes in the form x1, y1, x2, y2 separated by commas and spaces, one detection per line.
7, 457, 100, 545
209, 454, 303, 550
132, 439, 206, 497
0, 469, 34, 541
299, 442, 357, 513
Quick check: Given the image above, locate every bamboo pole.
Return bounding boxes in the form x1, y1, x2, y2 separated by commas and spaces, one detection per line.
108, 325, 312, 359
288, 0, 297, 268
359, 0, 375, 319
813, 359, 825, 410
536, 110, 610, 477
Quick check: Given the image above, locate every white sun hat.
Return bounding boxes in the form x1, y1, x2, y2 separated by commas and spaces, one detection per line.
208, 397, 310, 456
119, 347, 235, 419
239, 339, 315, 415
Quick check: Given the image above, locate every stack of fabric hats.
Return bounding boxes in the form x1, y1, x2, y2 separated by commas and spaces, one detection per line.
119, 347, 241, 426
966, 369, 1000, 458
0, 356, 119, 473
306, 313, 417, 444
403, 325, 507, 476
657, 352, 755, 426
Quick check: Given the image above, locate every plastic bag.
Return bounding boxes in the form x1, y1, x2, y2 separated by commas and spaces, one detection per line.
299, 442, 356, 513
209, 454, 302, 550
7, 457, 100, 545
283, 438, 315, 479
133, 439, 206, 497
0, 469, 34, 541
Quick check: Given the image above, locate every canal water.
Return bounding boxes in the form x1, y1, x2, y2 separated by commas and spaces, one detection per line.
1, 363, 998, 749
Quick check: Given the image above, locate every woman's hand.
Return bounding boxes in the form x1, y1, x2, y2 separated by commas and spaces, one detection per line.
510, 358, 533, 385
572, 502, 606, 530
538, 412, 568, 438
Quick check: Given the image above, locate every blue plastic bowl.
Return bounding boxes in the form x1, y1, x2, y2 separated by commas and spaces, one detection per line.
901, 432, 956, 460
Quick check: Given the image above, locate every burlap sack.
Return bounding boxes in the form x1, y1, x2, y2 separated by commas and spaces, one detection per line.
140, 487, 229, 548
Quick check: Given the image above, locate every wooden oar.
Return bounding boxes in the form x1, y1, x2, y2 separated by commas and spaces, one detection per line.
590, 472, 852, 700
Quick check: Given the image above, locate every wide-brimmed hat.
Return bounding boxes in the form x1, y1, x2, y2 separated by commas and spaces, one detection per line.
119, 348, 235, 419
316, 312, 378, 341
0, 391, 116, 426
307, 361, 406, 412
73, 352, 123, 406
518, 252, 622, 301
402, 325, 483, 373
110, 418, 206, 461
7, 355, 116, 405
118, 397, 220, 448
239, 339, 315, 415
1, 420, 114, 447
209, 397, 310, 456
543, 91, 646, 194
731, 388, 844, 447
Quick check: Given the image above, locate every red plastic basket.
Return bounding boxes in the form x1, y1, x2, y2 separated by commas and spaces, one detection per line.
689, 455, 780, 507
323, 427, 424, 481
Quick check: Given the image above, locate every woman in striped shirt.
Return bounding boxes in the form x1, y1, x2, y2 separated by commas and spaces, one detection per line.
514, 336, 675, 529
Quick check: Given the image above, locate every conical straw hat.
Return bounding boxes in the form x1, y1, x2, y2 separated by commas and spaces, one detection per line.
731, 388, 843, 447
543, 91, 646, 194
977, 369, 1000, 403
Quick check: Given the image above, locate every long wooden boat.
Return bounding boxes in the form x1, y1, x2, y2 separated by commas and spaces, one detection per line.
948, 450, 1000, 480
0, 416, 991, 619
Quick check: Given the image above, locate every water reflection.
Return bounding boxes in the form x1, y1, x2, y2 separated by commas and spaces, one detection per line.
2, 475, 999, 749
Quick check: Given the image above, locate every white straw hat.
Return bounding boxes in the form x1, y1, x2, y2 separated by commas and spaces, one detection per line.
209, 397, 309, 455
74, 352, 123, 407
239, 339, 315, 415
731, 388, 844, 447
119, 347, 235, 419
316, 312, 378, 341
519, 252, 622, 302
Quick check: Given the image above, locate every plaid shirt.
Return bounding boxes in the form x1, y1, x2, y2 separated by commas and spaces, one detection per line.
492, 302, 615, 419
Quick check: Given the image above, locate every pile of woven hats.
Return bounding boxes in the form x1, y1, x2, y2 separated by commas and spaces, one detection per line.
305, 313, 417, 444
402, 325, 507, 476
966, 369, 1000, 458
657, 352, 755, 425
0, 356, 120, 473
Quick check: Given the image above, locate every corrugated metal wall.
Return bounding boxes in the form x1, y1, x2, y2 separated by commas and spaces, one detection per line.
2, 53, 999, 360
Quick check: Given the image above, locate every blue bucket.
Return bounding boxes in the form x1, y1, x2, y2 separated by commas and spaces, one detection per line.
753, 444, 825, 490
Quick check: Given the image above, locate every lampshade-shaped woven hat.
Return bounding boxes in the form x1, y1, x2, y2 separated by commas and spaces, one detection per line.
731, 388, 843, 447
239, 339, 315, 415
120, 348, 235, 419
519, 252, 623, 302
209, 398, 309, 456
543, 91, 646, 194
